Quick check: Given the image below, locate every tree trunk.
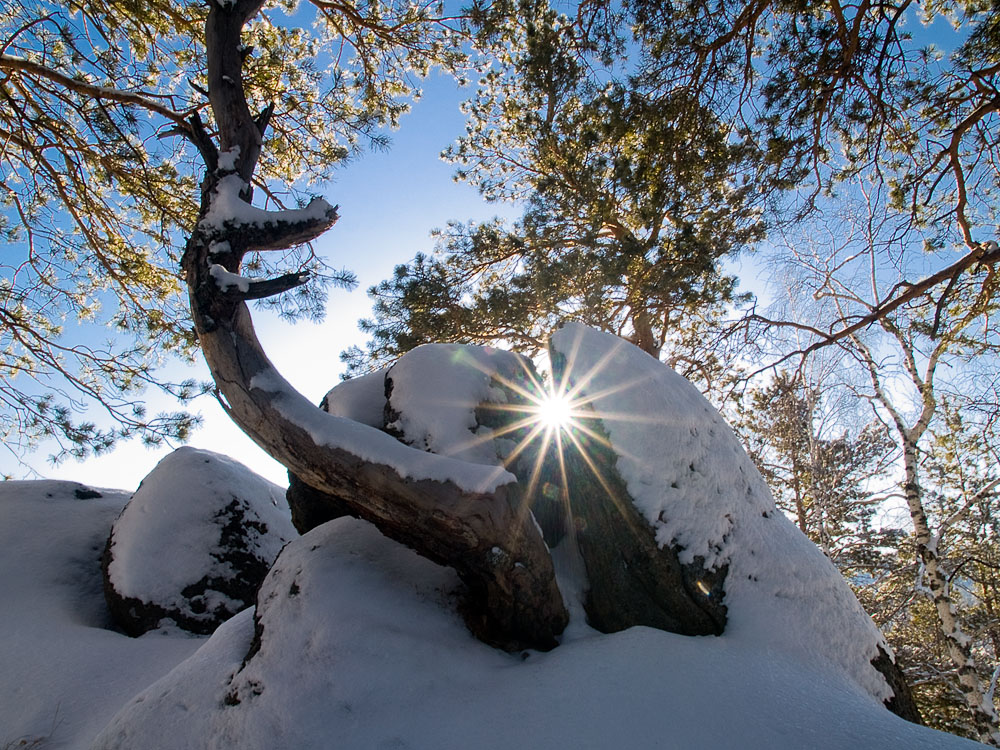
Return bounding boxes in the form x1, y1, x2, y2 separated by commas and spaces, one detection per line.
183, 226, 567, 650
176, 0, 568, 652
901, 436, 1000, 744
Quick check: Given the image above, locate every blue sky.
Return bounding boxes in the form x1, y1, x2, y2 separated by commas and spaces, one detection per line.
4, 71, 515, 488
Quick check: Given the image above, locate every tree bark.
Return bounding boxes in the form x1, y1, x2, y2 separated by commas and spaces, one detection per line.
184, 228, 568, 650
856, 332, 1000, 743
178, 0, 568, 652
903, 436, 1000, 744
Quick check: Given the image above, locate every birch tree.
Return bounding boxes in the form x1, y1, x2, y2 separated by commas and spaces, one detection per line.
765, 182, 1000, 743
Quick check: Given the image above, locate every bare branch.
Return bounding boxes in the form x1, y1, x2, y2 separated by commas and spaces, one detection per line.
754, 241, 1000, 369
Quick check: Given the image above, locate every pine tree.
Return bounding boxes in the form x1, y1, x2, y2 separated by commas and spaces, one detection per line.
734, 371, 900, 577
1, 0, 464, 460
343, 0, 763, 374
350, 0, 1000, 374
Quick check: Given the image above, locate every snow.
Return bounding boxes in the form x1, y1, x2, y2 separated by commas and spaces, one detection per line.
249, 364, 515, 494
198, 174, 335, 232
0, 325, 990, 749
548, 322, 896, 703
209, 263, 251, 293
384, 343, 526, 465
106, 447, 295, 619
0, 481, 205, 749
217, 146, 240, 172
321, 366, 388, 427
90, 518, 982, 750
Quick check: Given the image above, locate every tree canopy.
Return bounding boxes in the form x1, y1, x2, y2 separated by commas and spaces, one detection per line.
349, 0, 1000, 377
1, 0, 464, 460
345, 0, 765, 373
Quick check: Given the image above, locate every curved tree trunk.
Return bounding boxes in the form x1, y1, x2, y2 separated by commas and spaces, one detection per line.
176, 0, 567, 652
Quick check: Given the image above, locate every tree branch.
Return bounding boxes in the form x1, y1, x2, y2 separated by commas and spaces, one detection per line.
0, 53, 191, 127
181, 0, 569, 651
752, 240, 1000, 369
240, 271, 310, 300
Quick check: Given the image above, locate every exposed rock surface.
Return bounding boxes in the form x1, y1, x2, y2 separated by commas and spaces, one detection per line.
103, 447, 296, 636
547, 323, 920, 722
282, 327, 920, 722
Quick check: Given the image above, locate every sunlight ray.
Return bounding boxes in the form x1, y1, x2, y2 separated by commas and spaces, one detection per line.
560, 374, 659, 415
558, 340, 628, 405
499, 420, 551, 468
521, 424, 554, 503
562, 419, 618, 454
574, 433, 643, 468
562, 426, 639, 522
486, 414, 552, 438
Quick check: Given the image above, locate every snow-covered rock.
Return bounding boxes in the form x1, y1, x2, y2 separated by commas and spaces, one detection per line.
285, 327, 918, 719
547, 323, 910, 714
90, 516, 982, 750
383, 343, 535, 466
0, 481, 205, 749
321, 365, 389, 427
8, 326, 988, 747
304, 327, 917, 719
287, 348, 538, 534
103, 447, 296, 636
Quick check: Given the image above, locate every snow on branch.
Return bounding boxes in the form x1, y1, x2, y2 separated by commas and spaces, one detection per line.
209, 265, 311, 300
247, 365, 516, 495
199, 174, 339, 252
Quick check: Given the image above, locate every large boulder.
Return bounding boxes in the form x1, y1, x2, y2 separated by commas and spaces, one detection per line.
546, 323, 919, 721
103, 447, 297, 636
281, 326, 919, 721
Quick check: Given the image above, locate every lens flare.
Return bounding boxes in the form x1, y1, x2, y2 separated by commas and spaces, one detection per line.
536, 391, 573, 430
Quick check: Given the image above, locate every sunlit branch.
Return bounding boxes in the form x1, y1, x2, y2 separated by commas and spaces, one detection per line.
0, 53, 191, 126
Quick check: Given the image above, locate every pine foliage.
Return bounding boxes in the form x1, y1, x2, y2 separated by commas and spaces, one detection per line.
344, 0, 764, 374
0, 0, 464, 460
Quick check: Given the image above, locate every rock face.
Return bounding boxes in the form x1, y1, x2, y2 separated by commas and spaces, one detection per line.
103, 447, 297, 636
546, 323, 919, 722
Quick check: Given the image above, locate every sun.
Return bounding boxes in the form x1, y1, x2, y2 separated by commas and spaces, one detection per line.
535, 391, 574, 430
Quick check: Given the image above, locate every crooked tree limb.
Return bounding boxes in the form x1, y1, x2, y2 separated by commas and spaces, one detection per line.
184, 220, 568, 650
181, 0, 568, 652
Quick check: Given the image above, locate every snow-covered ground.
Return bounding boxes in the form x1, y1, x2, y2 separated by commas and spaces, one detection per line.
0, 480, 205, 748
0, 480, 982, 749
0, 326, 988, 748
